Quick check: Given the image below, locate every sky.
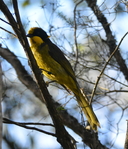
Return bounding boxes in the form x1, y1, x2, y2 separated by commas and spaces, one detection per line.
1, 0, 128, 148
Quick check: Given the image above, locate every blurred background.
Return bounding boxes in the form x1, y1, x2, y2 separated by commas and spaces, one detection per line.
0, 0, 128, 148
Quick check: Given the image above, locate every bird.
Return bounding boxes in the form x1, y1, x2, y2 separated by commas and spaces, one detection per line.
27, 27, 100, 131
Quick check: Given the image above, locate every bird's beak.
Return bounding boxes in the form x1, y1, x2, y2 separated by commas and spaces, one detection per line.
26, 34, 33, 38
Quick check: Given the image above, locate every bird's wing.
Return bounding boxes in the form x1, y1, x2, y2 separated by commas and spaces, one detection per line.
47, 40, 77, 83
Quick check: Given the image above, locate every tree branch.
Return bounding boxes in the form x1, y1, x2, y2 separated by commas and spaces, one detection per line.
0, 46, 108, 149
86, 0, 128, 81
0, 55, 2, 149
124, 120, 128, 149
0, 0, 76, 148
3, 118, 56, 137
73, 0, 84, 71
90, 32, 128, 103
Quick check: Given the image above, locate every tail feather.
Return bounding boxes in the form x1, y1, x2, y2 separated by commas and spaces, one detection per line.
75, 90, 100, 131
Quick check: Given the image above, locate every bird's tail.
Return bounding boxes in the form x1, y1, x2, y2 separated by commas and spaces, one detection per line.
75, 89, 100, 131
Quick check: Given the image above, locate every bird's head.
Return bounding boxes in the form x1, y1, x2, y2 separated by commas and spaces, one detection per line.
27, 27, 50, 45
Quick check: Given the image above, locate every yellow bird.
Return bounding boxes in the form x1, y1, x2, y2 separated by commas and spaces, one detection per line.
27, 27, 100, 131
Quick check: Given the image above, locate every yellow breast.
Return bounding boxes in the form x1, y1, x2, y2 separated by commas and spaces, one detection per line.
31, 44, 67, 83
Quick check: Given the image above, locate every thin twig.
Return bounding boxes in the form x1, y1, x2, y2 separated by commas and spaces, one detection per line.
0, 18, 11, 25
3, 117, 54, 127
90, 32, 128, 104
0, 27, 17, 37
105, 90, 128, 94
12, 0, 22, 27
73, 0, 83, 71
103, 73, 128, 88
12, 0, 27, 46
3, 117, 56, 137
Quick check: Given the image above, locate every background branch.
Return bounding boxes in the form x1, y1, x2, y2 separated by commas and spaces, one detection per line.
86, 0, 128, 81
90, 32, 128, 103
3, 118, 56, 137
0, 55, 2, 149
124, 120, 128, 149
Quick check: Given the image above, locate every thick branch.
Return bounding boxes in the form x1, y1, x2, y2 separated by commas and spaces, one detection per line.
0, 47, 42, 101
124, 120, 128, 149
0, 58, 2, 149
